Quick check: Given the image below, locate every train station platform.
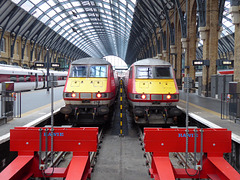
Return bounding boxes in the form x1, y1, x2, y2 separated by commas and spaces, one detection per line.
0, 87, 65, 144
177, 90, 240, 143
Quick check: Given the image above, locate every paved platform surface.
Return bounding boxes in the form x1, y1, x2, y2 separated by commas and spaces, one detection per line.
177, 90, 240, 143
0, 87, 65, 144
91, 133, 151, 180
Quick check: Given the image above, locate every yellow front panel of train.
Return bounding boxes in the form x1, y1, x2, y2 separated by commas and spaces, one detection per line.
135, 79, 176, 94
66, 78, 107, 92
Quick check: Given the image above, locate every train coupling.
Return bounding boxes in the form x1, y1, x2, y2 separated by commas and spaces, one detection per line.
60, 105, 72, 115
133, 108, 145, 117
167, 107, 182, 117
97, 106, 109, 115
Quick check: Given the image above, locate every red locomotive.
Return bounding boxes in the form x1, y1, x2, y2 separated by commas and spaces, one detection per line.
60, 57, 118, 124
124, 58, 182, 125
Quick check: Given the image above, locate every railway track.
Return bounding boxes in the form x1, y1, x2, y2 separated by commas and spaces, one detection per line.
137, 126, 200, 171
38, 127, 104, 174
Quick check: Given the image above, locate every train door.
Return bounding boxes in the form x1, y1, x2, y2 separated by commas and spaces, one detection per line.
35, 73, 38, 89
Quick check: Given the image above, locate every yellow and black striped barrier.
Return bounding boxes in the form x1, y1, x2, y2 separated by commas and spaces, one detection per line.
119, 79, 124, 137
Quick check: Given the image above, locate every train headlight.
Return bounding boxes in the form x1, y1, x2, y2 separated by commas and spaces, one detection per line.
64, 92, 79, 98
96, 93, 102, 98
134, 93, 149, 100
141, 94, 146, 99
166, 95, 171, 99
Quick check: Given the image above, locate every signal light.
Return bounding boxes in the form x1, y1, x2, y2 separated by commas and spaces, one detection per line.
141, 94, 146, 99
166, 95, 171, 99
71, 93, 76, 98
96, 93, 102, 98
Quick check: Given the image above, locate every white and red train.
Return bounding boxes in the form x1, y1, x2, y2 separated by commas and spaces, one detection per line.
61, 57, 118, 124
124, 58, 182, 125
0, 64, 67, 92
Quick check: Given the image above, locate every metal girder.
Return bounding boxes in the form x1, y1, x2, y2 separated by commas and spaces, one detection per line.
9, 13, 31, 58
0, 5, 19, 57
174, 0, 187, 38
154, 0, 175, 45
148, 0, 167, 50
196, 0, 207, 27
230, 0, 240, 6
137, 1, 157, 56
219, 0, 226, 27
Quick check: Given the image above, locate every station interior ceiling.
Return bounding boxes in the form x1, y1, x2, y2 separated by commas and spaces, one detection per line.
0, 0, 236, 66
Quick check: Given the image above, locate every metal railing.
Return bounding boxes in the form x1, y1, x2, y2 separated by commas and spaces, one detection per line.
0, 91, 21, 121
221, 93, 240, 122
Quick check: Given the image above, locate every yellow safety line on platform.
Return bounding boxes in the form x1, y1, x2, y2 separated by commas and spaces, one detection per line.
120, 113, 122, 118
120, 121, 122, 126
21, 99, 64, 118
120, 105, 122, 109
179, 99, 221, 117
120, 97, 122, 101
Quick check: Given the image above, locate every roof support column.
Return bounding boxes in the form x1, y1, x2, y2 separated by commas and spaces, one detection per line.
200, 0, 219, 97
176, 31, 183, 89
230, 5, 240, 82
182, 0, 197, 92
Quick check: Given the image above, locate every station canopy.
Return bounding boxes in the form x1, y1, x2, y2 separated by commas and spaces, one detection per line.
1, 0, 236, 65
11, 0, 137, 60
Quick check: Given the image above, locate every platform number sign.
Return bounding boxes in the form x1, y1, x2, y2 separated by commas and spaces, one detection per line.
216, 59, 234, 66
192, 60, 210, 66
51, 63, 60, 68
34, 62, 46, 68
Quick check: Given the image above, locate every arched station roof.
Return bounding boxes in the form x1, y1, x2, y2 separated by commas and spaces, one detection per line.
0, 0, 236, 65
0, 0, 137, 60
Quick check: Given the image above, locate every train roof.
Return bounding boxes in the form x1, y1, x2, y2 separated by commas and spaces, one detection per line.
132, 58, 171, 66
71, 57, 111, 65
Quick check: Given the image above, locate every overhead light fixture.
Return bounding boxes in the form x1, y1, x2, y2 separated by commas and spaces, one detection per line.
72, 11, 78, 17
72, 27, 77, 33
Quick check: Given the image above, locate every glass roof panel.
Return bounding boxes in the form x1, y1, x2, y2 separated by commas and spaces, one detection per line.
38, 3, 50, 11
21, 1, 34, 12
29, 0, 41, 4
12, 0, 136, 59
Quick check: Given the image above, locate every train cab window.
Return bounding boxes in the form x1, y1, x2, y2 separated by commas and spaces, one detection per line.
90, 65, 107, 77
70, 65, 87, 77
155, 67, 172, 78
19, 75, 25, 82
10, 75, 17, 82
26, 76, 31, 82
136, 67, 153, 79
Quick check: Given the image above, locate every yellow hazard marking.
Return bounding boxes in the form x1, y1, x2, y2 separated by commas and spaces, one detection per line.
120, 97, 122, 101
120, 121, 122, 126
21, 99, 64, 118
120, 105, 122, 109
120, 113, 122, 118
120, 88, 122, 93
120, 129, 122, 134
